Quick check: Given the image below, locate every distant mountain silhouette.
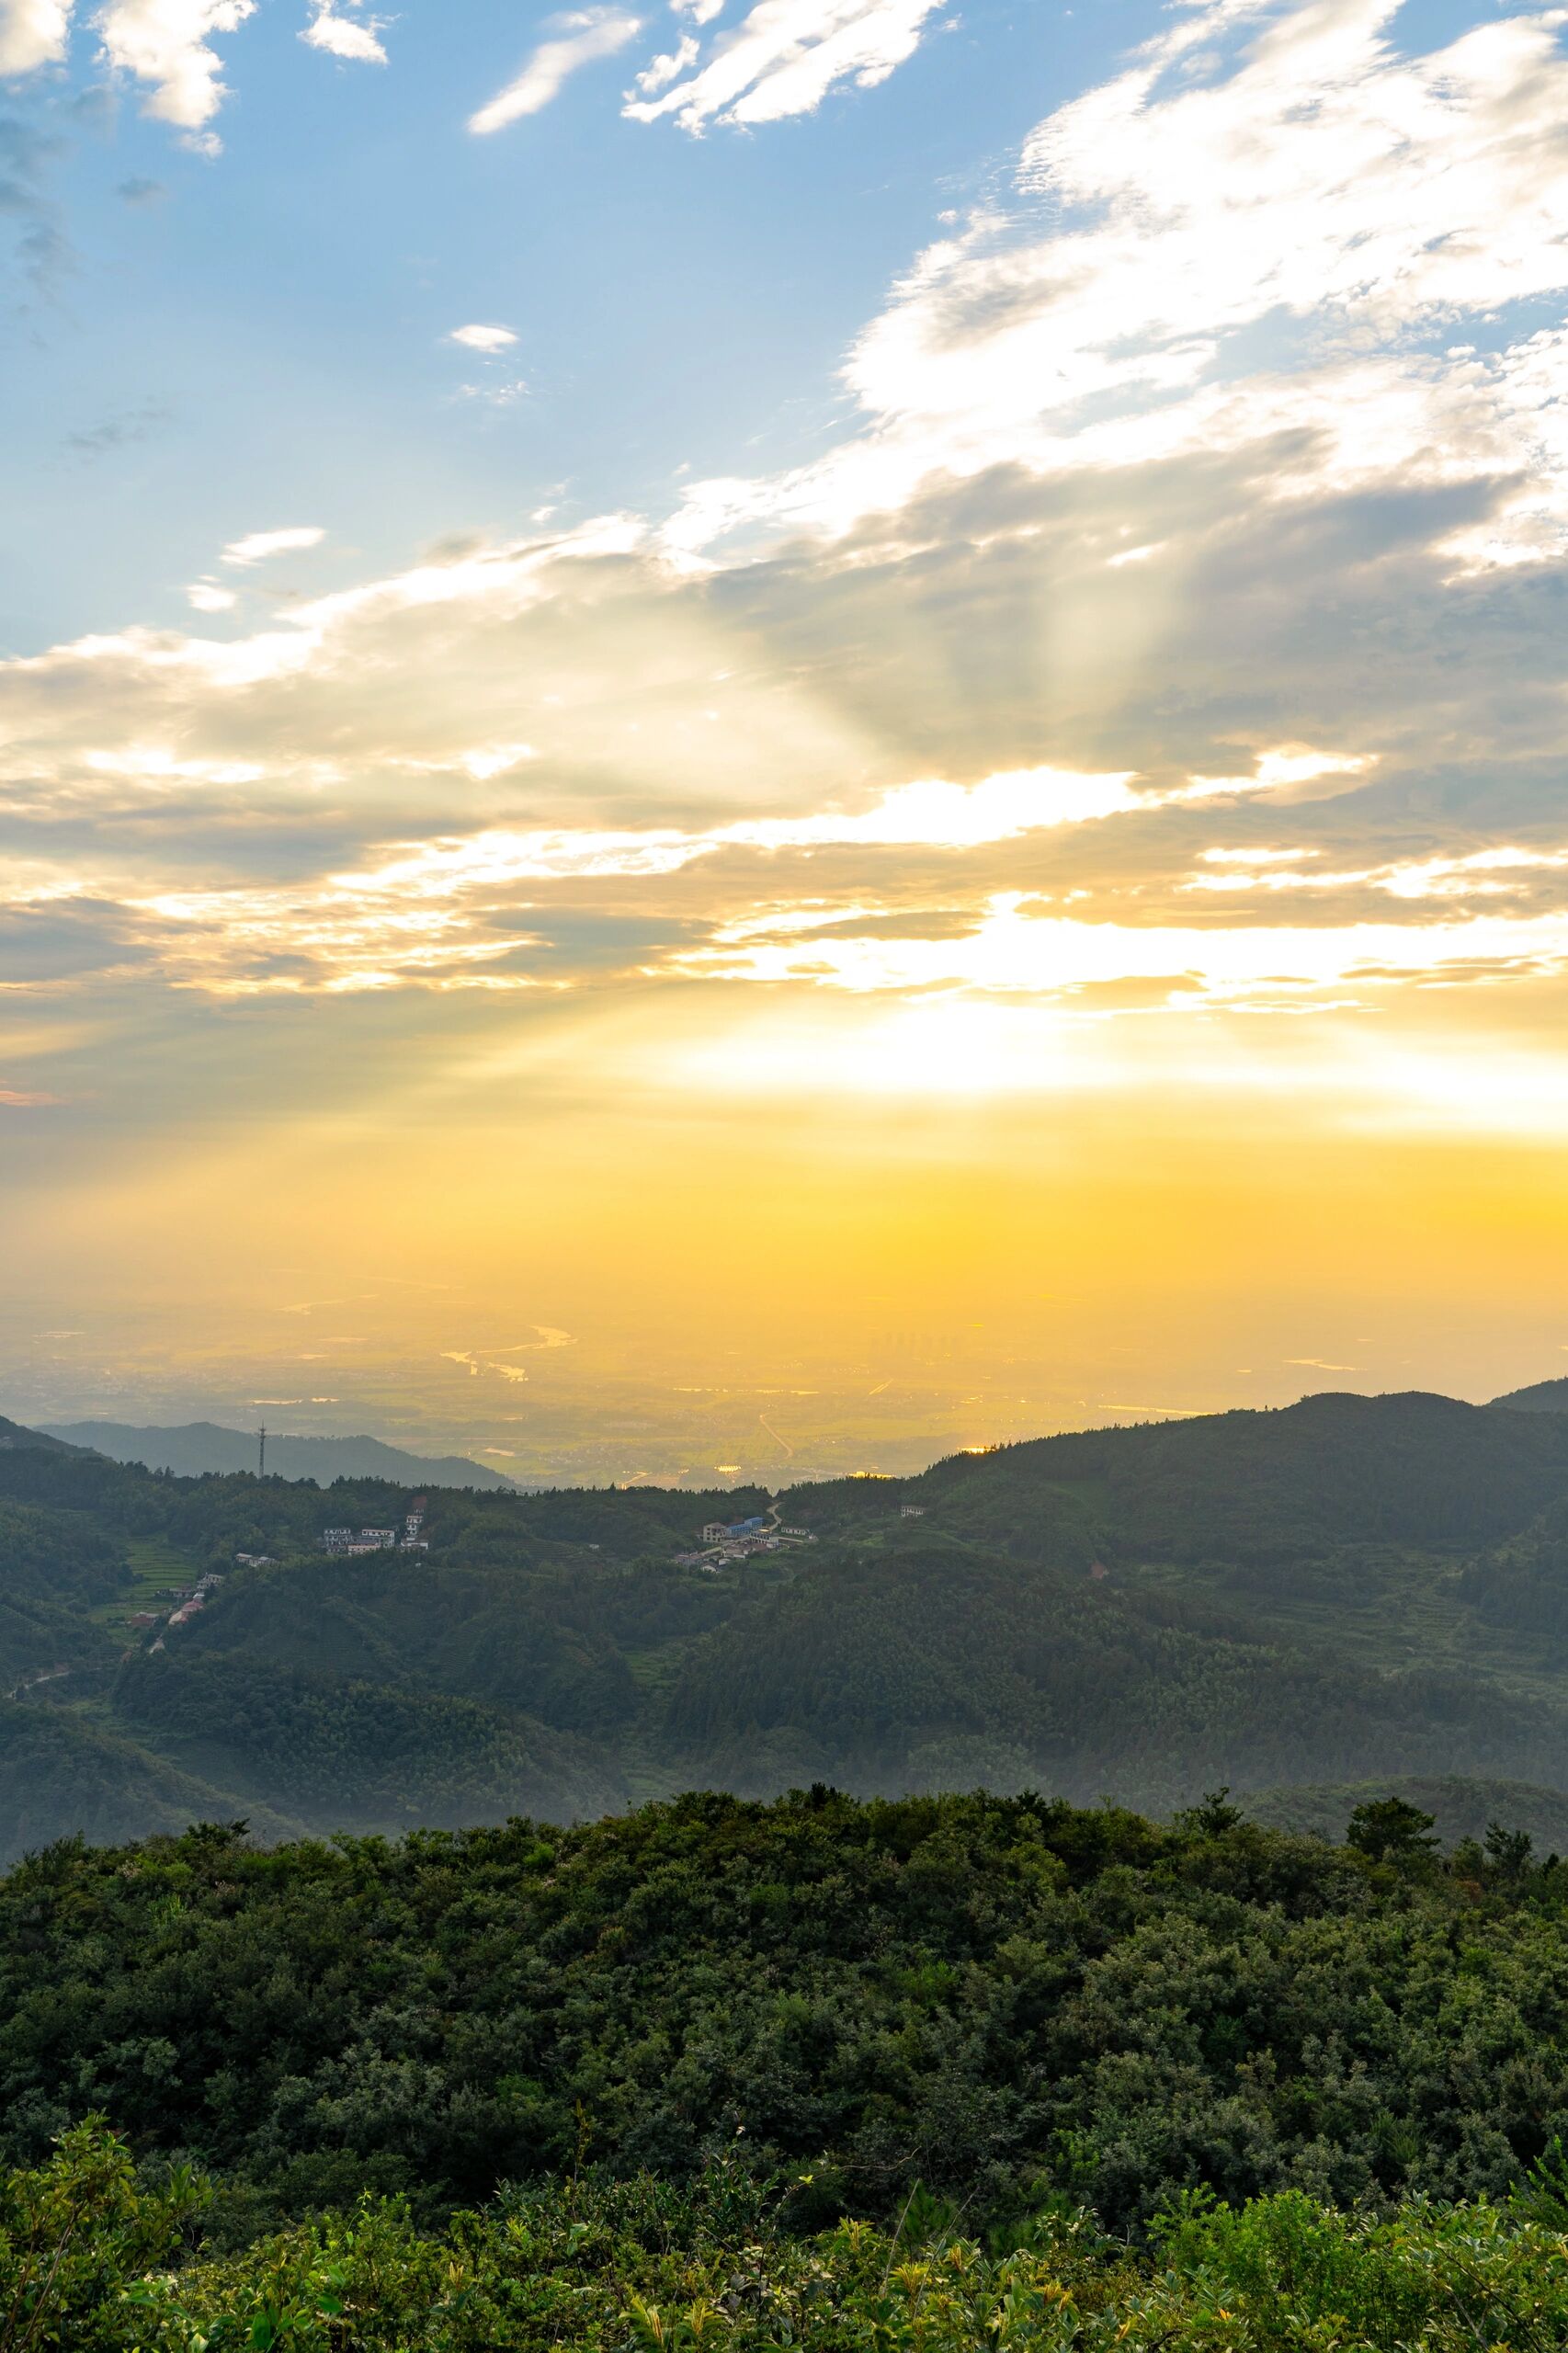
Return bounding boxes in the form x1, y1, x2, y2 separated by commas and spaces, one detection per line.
1491, 1377, 1568, 1415
0, 1415, 87, 1454
40, 1419, 517, 1490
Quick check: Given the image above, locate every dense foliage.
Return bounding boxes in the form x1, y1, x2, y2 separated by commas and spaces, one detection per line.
17, 2117, 1568, 2353
6, 1791, 1568, 2250
11, 1392, 1568, 1850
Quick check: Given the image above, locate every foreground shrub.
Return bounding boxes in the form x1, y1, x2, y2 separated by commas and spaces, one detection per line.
13, 2124, 1568, 2351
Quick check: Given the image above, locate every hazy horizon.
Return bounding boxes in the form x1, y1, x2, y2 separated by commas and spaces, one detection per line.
14, 1341, 1568, 1491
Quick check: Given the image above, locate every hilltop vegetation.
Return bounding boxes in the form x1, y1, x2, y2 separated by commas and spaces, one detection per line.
1245, 1771, 1568, 1852
12, 1791, 1568, 2347
6, 1789, 1568, 2240
24, 2110, 1568, 2353
11, 1392, 1568, 1849
1489, 1374, 1568, 1415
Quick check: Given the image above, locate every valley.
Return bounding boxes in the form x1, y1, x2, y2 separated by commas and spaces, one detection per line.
8, 1389, 1568, 1859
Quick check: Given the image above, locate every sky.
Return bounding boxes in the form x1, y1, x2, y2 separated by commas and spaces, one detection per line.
4, 0, 1568, 1478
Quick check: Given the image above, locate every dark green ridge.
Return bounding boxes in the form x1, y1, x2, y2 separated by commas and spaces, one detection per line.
8, 1387, 1568, 1856
3, 1788, 1568, 2245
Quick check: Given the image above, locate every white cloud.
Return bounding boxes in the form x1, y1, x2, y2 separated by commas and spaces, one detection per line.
1188, 846, 1568, 901
94, 0, 256, 132
301, 1, 386, 63
220, 525, 326, 567
0, 482, 1563, 1015
725, 767, 1143, 849
0, 705, 1394, 996
631, 31, 698, 96
449, 324, 518, 353
186, 579, 237, 611
456, 375, 531, 407
1184, 748, 1377, 803
468, 8, 642, 134
686, 892, 1568, 1004
458, 741, 536, 779
663, 0, 1568, 555
0, 0, 73, 74
623, 0, 943, 131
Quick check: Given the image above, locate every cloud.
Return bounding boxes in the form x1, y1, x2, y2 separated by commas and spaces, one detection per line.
629, 31, 698, 97
661, 0, 1568, 557
94, 0, 256, 135
683, 892, 1568, 1006
7, 0, 1568, 1060
220, 524, 326, 567
1188, 845, 1568, 902
455, 373, 530, 408
468, 8, 642, 134
0, 107, 70, 299
623, 0, 945, 132
116, 173, 165, 201
449, 323, 517, 353
0, 0, 73, 74
301, 1, 386, 64
62, 400, 170, 460
187, 578, 237, 611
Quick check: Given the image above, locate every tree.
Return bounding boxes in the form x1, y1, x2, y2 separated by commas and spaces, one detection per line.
1173, 1789, 1244, 1836
1484, 1821, 1535, 1882
1346, 1797, 1439, 1866
0, 2121, 203, 2352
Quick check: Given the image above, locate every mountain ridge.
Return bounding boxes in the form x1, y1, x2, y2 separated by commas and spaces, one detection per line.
0, 1414, 87, 1455
9, 1384, 1568, 1859
39, 1417, 518, 1491
1490, 1376, 1568, 1415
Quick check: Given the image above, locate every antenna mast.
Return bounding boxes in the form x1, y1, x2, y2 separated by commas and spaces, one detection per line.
258, 1424, 267, 1478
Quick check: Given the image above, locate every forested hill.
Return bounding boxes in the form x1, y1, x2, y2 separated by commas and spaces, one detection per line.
1493, 1375, 1568, 1415
0, 1414, 83, 1454
17, 1796, 1568, 2352
11, 1389, 1568, 1855
805, 1388, 1568, 1560
4, 1788, 1568, 2241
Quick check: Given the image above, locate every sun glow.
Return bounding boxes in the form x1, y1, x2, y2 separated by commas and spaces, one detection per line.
8, 0, 1568, 1440
666, 998, 1106, 1098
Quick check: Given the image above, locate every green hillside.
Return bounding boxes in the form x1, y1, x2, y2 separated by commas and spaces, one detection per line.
11, 1390, 1568, 1854
112, 1649, 628, 1831
897, 1389, 1568, 1560
6, 1789, 1568, 2240
22, 2115, 1568, 2353
0, 1704, 304, 1853
1491, 1376, 1568, 1415
0, 1414, 85, 1455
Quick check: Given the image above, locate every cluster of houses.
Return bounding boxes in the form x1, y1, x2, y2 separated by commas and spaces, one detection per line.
140, 1570, 226, 1652
673, 1515, 817, 1572
670, 1497, 926, 1573
321, 1497, 429, 1557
